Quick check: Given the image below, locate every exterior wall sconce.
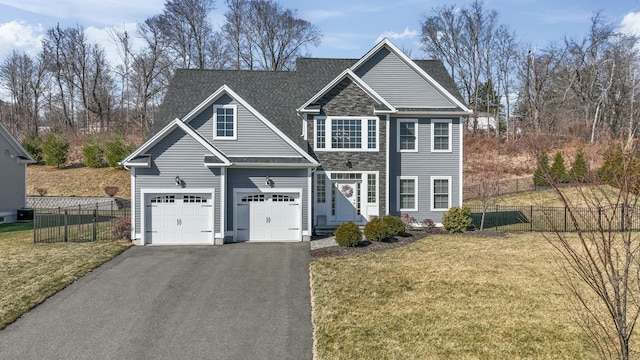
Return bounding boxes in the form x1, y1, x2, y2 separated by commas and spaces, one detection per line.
265, 176, 271, 186
175, 175, 181, 186
345, 160, 352, 168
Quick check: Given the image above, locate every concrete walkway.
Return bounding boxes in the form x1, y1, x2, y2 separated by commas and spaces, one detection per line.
0, 243, 312, 360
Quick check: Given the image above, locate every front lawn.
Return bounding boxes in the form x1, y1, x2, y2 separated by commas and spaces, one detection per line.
310, 233, 596, 359
0, 223, 130, 329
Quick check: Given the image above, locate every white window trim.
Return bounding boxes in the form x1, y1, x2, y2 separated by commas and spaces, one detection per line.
315, 172, 327, 204
431, 176, 452, 211
431, 119, 452, 152
397, 176, 418, 212
314, 116, 379, 152
397, 119, 418, 153
213, 104, 238, 140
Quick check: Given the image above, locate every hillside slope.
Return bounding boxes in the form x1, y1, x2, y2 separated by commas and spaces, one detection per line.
27, 166, 130, 199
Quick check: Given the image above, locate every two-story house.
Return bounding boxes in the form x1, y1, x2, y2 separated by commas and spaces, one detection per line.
121, 39, 471, 245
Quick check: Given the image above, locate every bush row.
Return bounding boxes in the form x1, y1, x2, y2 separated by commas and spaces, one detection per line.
22, 133, 135, 169
334, 215, 407, 247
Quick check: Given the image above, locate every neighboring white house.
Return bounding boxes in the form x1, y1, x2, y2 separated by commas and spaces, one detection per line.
468, 113, 497, 131
0, 123, 35, 223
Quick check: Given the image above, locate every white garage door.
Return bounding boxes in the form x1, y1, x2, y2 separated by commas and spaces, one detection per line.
236, 193, 300, 241
146, 193, 213, 245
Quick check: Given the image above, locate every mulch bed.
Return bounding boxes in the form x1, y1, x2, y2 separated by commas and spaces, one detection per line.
310, 228, 508, 258
310, 229, 446, 258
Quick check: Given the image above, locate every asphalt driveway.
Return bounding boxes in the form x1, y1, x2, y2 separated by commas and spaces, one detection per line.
0, 243, 312, 360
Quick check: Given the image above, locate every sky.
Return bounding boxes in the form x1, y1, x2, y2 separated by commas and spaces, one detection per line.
0, 0, 639, 66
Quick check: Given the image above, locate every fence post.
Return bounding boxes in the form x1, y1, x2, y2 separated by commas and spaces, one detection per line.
93, 209, 97, 241
598, 206, 602, 230
530, 206, 534, 232
564, 206, 567, 232
33, 209, 37, 243
621, 203, 625, 232
64, 210, 68, 242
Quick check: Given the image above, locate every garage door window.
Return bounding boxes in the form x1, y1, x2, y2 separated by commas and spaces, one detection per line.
273, 194, 294, 202
151, 195, 175, 203
184, 195, 206, 203
242, 194, 265, 202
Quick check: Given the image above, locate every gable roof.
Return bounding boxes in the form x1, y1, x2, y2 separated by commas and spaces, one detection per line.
122, 119, 231, 167
297, 69, 396, 114
351, 39, 470, 113
180, 84, 319, 165
0, 122, 35, 164
151, 39, 468, 149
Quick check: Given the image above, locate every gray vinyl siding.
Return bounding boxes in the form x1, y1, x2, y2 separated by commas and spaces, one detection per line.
226, 168, 308, 233
189, 94, 303, 157
389, 117, 462, 223
0, 139, 26, 215
134, 129, 221, 235
354, 48, 455, 109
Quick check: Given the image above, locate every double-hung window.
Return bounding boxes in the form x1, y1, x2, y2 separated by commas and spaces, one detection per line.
398, 119, 418, 152
213, 105, 237, 140
315, 117, 378, 151
431, 176, 451, 211
431, 119, 451, 152
398, 176, 418, 211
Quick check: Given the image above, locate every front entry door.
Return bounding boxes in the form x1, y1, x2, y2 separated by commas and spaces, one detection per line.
334, 181, 358, 222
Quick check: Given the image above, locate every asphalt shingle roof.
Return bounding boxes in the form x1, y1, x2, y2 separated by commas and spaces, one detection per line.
153, 54, 465, 149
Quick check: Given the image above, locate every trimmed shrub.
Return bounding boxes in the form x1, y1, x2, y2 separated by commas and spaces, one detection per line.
364, 217, 386, 241
381, 215, 405, 237
82, 142, 105, 168
570, 145, 589, 183
442, 206, 472, 233
22, 134, 43, 163
42, 133, 69, 168
597, 146, 640, 192
533, 150, 551, 186
334, 221, 362, 247
105, 137, 134, 168
112, 217, 131, 240
550, 151, 568, 183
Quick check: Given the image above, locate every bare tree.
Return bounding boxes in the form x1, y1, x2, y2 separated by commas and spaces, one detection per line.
540, 143, 640, 359
223, 0, 321, 70
515, 44, 567, 133
493, 25, 519, 140
151, 0, 224, 70
0, 51, 46, 136
421, 0, 501, 129
470, 165, 503, 230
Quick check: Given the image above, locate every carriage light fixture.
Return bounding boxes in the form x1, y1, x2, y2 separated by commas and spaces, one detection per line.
265, 176, 271, 186
175, 175, 181, 186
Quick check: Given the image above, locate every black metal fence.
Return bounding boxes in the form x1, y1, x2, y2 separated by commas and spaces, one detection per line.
468, 204, 640, 232
34, 203, 130, 243
464, 176, 535, 201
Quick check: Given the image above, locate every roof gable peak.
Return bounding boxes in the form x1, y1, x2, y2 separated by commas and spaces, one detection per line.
298, 68, 396, 114
352, 38, 471, 113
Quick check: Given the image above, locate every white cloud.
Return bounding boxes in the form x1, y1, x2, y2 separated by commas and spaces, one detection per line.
376, 28, 418, 42
0, 20, 44, 57
620, 12, 640, 37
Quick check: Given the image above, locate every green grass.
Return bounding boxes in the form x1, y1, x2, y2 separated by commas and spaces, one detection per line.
465, 185, 621, 207
310, 233, 598, 359
0, 224, 131, 329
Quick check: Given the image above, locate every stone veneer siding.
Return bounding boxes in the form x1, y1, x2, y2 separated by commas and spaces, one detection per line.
306, 78, 387, 216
